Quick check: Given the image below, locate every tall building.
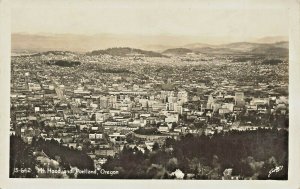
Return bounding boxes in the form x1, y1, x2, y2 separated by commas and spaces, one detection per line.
168, 96, 177, 103
207, 94, 214, 109
109, 95, 117, 108
177, 90, 188, 103
99, 96, 109, 109
235, 92, 245, 106
95, 112, 109, 122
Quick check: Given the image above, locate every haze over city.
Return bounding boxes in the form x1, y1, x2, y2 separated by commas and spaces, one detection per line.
12, 0, 289, 52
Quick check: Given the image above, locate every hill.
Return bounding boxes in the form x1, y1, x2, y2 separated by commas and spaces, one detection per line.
272, 41, 289, 49
193, 47, 242, 55
180, 41, 288, 56
31, 51, 78, 57
183, 43, 216, 49
162, 48, 193, 55
86, 47, 167, 57
250, 46, 288, 56
252, 36, 288, 44
218, 42, 264, 52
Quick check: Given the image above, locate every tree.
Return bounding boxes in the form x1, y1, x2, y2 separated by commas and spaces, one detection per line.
171, 122, 178, 130
152, 142, 159, 151
165, 137, 175, 148
166, 157, 178, 172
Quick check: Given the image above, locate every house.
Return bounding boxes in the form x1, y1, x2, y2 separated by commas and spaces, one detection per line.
173, 127, 182, 133
170, 169, 184, 179
158, 125, 169, 132
95, 148, 116, 157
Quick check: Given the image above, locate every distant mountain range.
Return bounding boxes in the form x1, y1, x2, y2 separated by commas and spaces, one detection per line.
12, 33, 288, 53
12, 32, 288, 57
163, 41, 288, 56
252, 36, 289, 44
17, 41, 288, 58
85, 40, 288, 57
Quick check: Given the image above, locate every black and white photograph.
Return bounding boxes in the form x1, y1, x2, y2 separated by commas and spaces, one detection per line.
1, 0, 300, 188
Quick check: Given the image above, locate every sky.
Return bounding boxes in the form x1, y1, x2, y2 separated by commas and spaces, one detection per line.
11, 0, 290, 49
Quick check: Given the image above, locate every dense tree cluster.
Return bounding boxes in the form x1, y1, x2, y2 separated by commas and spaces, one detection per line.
10, 129, 288, 179
231, 57, 257, 62
87, 47, 166, 57
134, 127, 162, 135
96, 68, 132, 74
32, 137, 94, 170
262, 59, 283, 65
46, 60, 81, 67
102, 128, 288, 179
10, 135, 94, 178
10, 135, 37, 178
